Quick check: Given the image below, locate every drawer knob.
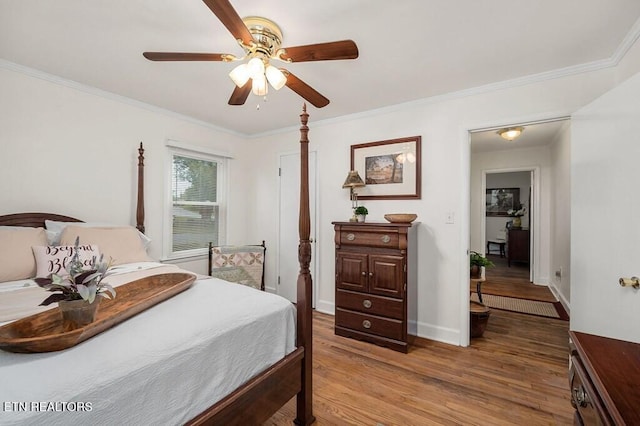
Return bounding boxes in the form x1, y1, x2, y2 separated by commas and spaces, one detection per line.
381, 235, 391, 243
363, 299, 372, 309
572, 386, 589, 407
361, 271, 367, 276
362, 320, 372, 329
346, 233, 355, 241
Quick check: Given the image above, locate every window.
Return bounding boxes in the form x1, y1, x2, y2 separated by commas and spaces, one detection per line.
166, 146, 226, 259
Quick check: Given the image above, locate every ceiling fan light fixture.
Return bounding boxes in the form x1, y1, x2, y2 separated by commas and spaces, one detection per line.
247, 57, 265, 80
497, 126, 524, 141
252, 75, 268, 96
265, 65, 286, 90
229, 63, 250, 87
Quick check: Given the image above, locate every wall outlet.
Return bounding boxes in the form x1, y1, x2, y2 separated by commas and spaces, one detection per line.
445, 211, 455, 224
555, 267, 563, 281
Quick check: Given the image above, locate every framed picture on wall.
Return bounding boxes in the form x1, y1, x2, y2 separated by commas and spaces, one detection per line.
486, 188, 519, 216
350, 136, 421, 200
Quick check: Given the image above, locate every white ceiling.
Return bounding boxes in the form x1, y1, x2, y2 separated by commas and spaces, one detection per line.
1, 1, 640, 136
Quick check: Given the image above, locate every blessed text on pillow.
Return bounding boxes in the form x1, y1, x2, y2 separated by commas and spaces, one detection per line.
32, 245, 101, 278
59, 226, 152, 265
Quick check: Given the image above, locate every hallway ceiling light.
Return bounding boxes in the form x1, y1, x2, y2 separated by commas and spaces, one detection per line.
497, 127, 524, 141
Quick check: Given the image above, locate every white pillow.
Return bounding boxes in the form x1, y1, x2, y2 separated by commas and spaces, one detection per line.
0, 227, 48, 282
32, 244, 101, 278
45, 220, 151, 248
59, 226, 152, 265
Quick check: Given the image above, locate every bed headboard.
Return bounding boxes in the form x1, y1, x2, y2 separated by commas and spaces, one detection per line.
0, 213, 82, 228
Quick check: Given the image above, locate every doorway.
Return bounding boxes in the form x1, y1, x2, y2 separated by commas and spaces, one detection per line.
465, 117, 571, 347
484, 169, 534, 282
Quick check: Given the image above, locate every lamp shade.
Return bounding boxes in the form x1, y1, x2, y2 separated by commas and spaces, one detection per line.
265, 65, 287, 90
229, 63, 250, 88
252, 75, 268, 96
247, 57, 265, 79
497, 126, 524, 141
342, 170, 365, 188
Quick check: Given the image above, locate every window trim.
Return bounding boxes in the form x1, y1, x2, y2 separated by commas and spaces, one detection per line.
163, 143, 228, 261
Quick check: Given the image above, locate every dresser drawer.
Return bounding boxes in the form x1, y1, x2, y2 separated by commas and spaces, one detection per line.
570, 355, 611, 425
336, 289, 404, 320
335, 308, 404, 341
339, 230, 400, 249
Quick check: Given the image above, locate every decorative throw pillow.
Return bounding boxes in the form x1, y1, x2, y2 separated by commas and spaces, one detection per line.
0, 227, 48, 282
59, 226, 152, 265
45, 220, 152, 248
32, 245, 101, 278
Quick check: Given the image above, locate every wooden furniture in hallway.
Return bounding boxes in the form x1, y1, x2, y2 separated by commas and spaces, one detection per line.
332, 221, 417, 353
507, 228, 530, 267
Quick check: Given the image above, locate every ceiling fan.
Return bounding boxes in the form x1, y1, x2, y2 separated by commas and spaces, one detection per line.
143, 0, 359, 108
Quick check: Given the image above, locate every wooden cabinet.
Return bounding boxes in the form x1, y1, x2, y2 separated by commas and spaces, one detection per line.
332, 222, 417, 353
507, 228, 529, 267
569, 331, 640, 425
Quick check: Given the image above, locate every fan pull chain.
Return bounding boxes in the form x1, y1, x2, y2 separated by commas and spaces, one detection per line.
256, 95, 268, 110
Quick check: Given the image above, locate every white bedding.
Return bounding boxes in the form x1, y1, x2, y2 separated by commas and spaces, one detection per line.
0, 267, 296, 425
0, 262, 176, 324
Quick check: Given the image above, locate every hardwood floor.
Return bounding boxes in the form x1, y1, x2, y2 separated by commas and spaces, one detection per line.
267, 309, 572, 425
476, 254, 557, 302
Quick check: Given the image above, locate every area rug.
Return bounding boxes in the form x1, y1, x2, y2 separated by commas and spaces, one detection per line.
471, 293, 569, 320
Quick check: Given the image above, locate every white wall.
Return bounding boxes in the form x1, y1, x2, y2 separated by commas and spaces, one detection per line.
571, 71, 640, 343
549, 122, 572, 308
0, 67, 250, 274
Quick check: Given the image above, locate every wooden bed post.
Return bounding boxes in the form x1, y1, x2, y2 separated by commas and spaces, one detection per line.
295, 104, 315, 425
136, 142, 145, 234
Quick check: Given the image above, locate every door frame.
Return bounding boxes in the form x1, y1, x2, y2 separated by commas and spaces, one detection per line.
461, 114, 570, 347
276, 149, 319, 308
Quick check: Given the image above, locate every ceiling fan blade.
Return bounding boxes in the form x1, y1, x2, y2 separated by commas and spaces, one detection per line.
202, 0, 254, 46
282, 70, 329, 108
143, 52, 230, 61
278, 40, 359, 62
228, 80, 252, 105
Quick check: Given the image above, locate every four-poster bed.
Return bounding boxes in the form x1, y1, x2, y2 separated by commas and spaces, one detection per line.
0, 106, 314, 425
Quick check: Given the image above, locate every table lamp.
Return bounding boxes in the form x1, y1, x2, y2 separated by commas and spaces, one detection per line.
342, 170, 365, 222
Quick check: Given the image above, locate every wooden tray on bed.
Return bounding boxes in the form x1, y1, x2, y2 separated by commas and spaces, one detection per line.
0, 273, 196, 353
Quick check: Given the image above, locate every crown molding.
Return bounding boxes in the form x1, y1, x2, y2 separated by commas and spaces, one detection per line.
610, 15, 640, 65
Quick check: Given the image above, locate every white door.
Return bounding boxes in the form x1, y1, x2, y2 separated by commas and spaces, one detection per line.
571, 72, 640, 343
278, 151, 317, 305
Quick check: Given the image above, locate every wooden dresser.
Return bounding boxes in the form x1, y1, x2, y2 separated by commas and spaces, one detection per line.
332, 222, 417, 353
507, 228, 529, 266
569, 331, 640, 425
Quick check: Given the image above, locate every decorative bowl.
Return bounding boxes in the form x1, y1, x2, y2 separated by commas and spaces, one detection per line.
384, 213, 417, 223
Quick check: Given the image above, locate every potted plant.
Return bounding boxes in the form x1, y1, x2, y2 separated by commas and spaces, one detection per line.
470, 251, 494, 279
354, 206, 368, 222
35, 237, 116, 329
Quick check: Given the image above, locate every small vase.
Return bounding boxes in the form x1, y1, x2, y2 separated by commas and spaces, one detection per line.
512, 216, 522, 228
357, 214, 366, 223
59, 299, 100, 330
